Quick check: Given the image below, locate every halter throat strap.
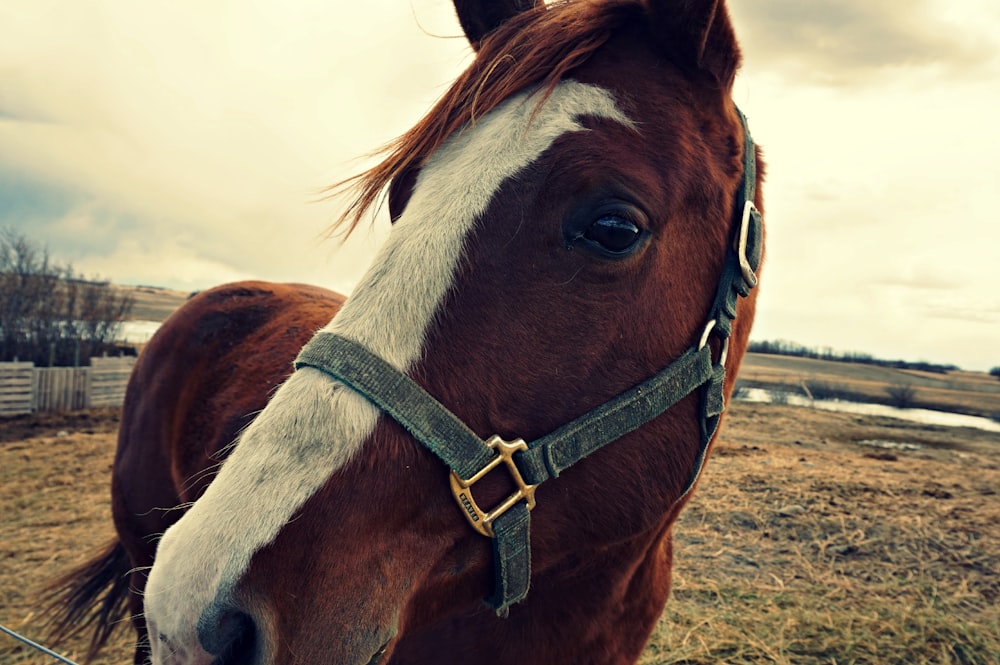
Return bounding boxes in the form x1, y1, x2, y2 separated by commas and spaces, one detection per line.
293, 106, 760, 616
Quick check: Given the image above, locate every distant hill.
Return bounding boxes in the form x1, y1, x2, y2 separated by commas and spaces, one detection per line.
740, 352, 1000, 419
112, 285, 191, 322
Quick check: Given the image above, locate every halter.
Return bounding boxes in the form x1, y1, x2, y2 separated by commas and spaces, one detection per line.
295, 107, 762, 616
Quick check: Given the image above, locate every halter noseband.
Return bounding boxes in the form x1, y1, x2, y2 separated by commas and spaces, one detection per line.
294, 107, 762, 616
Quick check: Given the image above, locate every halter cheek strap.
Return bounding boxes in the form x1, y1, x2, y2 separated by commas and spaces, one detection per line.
293, 107, 761, 616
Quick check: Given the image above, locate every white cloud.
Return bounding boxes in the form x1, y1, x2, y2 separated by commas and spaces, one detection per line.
0, 0, 468, 290
730, 0, 1000, 86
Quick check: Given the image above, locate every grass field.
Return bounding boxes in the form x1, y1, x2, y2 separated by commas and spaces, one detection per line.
738, 353, 1000, 420
2, 394, 998, 665
112, 285, 190, 322
645, 403, 1000, 664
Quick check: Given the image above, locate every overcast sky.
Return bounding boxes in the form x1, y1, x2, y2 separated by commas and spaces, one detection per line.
1, 1, 998, 371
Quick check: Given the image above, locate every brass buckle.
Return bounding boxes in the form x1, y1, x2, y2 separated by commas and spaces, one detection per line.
449, 435, 538, 538
736, 200, 760, 289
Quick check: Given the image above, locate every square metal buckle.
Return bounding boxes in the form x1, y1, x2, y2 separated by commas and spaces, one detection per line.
449, 435, 538, 538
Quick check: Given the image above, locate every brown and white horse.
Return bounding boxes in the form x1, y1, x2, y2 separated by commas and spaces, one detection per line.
45, 1, 763, 663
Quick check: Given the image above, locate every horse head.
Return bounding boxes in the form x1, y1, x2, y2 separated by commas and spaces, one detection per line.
143, 1, 762, 663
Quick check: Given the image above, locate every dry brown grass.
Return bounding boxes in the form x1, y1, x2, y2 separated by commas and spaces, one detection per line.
2, 402, 999, 665
0, 410, 135, 665
644, 404, 1000, 665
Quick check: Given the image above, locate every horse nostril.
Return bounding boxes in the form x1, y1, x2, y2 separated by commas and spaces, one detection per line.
197, 605, 257, 663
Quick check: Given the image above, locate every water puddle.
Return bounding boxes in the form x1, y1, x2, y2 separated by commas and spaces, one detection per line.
857, 440, 924, 451
120, 320, 162, 344
736, 388, 1000, 434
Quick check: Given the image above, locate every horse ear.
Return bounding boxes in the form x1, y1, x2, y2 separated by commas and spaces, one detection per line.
387, 165, 419, 224
645, 0, 741, 88
453, 0, 543, 50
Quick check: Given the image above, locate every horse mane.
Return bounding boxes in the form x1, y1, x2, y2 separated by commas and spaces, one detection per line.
329, 0, 644, 235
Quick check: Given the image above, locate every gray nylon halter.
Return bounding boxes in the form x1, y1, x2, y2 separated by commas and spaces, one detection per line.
295, 106, 762, 616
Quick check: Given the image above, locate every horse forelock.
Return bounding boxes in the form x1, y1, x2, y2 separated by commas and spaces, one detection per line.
330, 0, 646, 235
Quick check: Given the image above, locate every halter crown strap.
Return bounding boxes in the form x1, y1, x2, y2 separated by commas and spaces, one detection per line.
708, 108, 762, 340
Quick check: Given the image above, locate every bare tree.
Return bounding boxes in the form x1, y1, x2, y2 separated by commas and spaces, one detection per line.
885, 381, 917, 409
0, 228, 134, 366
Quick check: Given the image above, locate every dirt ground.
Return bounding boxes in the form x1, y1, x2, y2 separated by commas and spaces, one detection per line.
1, 402, 998, 664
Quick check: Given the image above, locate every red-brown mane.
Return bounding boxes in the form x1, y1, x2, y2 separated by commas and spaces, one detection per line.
332, 0, 645, 234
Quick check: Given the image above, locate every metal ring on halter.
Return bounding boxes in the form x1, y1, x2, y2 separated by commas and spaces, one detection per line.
697, 319, 730, 367
717, 336, 730, 367
698, 320, 717, 351
736, 201, 760, 289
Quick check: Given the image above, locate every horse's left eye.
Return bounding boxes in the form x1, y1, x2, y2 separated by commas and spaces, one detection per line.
584, 215, 644, 255
565, 200, 649, 259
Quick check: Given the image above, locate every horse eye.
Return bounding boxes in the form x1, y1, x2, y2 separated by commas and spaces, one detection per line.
583, 215, 644, 255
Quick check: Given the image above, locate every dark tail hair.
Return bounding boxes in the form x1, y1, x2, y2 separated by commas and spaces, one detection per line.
40, 539, 132, 664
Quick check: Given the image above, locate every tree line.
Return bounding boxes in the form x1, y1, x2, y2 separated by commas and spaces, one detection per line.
0, 228, 134, 367
747, 339, 962, 375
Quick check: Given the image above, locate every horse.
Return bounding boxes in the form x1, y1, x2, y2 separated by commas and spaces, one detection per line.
44, 1, 764, 663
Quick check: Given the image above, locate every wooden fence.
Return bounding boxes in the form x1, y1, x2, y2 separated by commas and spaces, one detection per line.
0, 357, 136, 417
34, 366, 90, 412
0, 361, 35, 417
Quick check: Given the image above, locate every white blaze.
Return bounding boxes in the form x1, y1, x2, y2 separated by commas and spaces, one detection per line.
144, 81, 632, 661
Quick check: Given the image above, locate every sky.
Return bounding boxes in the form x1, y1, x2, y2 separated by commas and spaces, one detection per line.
1, 0, 998, 371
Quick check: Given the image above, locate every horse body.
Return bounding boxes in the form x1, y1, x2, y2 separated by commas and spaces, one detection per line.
107, 282, 344, 642
45, 2, 763, 664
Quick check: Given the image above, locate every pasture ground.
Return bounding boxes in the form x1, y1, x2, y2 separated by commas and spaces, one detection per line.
2, 401, 998, 665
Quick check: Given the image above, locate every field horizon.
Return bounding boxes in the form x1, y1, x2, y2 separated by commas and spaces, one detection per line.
112, 284, 1000, 384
